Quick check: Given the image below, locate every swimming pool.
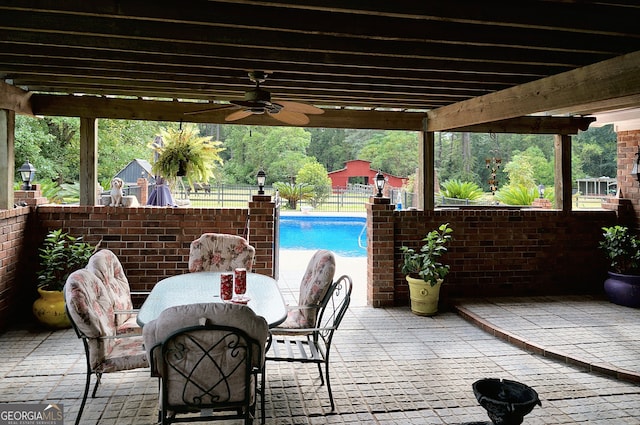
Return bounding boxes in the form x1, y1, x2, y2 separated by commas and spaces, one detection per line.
279, 215, 367, 257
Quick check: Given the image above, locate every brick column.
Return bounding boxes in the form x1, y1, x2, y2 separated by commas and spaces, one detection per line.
137, 178, 148, 205
248, 194, 275, 277
614, 129, 640, 227
14, 184, 49, 207
366, 196, 395, 307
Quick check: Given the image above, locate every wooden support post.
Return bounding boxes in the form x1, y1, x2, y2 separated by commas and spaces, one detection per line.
79, 117, 98, 206
0, 109, 15, 210
555, 134, 572, 211
421, 119, 435, 211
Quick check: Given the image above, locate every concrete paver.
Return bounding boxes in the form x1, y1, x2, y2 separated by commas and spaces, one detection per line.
1, 252, 639, 424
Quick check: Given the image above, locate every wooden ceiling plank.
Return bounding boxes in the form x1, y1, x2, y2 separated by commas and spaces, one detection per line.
5, 1, 639, 43
0, 23, 575, 77
0, 40, 536, 87
0, 7, 618, 69
426, 50, 640, 131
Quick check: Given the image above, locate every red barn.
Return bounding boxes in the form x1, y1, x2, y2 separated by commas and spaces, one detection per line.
327, 159, 407, 189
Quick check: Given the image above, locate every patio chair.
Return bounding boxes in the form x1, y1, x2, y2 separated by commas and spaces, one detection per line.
188, 233, 256, 273
64, 249, 149, 425
143, 302, 269, 425
267, 274, 352, 411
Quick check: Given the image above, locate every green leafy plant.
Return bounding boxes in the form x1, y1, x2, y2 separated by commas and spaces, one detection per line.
600, 225, 640, 275
36, 229, 100, 291
494, 184, 536, 206
400, 223, 453, 285
150, 124, 225, 187
441, 179, 484, 200
273, 182, 314, 210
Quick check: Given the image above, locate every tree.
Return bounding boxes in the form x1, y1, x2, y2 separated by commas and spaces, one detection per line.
307, 128, 349, 171
98, 119, 161, 186
221, 126, 311, 184
14, 116, 80, 185
358, 131, 419, 177
297, 161, 333, 207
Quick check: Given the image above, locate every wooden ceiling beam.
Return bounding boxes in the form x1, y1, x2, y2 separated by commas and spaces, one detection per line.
30, 93, 595, 134
0, 81, 32, 115
29, 94, 427, 130
426, 50, 640, 131
445, 116, 595, 135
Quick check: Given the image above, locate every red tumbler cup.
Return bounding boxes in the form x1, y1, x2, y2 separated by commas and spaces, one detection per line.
220, 273, 233, 301
234, 268, 247, 296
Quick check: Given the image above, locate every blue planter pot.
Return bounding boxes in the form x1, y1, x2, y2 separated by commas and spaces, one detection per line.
604, 272, 640, 308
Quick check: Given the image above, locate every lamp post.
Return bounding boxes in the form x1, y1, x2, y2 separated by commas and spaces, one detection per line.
375, 170, 385, 197
256, 168, 266, 195
538, 184, 545, 199
18, 160, 36, 190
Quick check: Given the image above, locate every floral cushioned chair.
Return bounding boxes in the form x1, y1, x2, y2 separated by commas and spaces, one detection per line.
188, 233, 256, 273
143, 302, 269, 425
267, 250, 352, 411
64, 249, 149, 425
273, 249, 336, 331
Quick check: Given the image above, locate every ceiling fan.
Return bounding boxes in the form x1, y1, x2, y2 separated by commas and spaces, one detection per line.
188, 71, 324, 125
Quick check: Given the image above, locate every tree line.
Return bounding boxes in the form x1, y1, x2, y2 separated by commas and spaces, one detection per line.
13, 115, 616, 203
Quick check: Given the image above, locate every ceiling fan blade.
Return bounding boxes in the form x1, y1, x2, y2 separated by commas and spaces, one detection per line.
268, 110, 310, 125
225, 109, 255, 122
183, 104, 235, 116
277, 101, 324, 115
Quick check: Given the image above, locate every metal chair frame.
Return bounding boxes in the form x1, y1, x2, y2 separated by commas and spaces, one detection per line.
266, 275, 352, 410
150, 324, 264, 425
65, 304, 147, 425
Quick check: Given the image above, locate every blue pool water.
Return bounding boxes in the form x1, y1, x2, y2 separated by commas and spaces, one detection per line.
279, 215, 367, 257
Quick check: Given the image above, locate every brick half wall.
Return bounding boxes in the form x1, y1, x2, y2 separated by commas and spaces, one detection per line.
368, 205, 617, 307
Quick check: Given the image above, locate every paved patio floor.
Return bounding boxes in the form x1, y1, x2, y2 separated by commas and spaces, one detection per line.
1, 250, 639, 424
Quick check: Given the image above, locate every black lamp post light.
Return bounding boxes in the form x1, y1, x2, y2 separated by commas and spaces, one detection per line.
18, 160, 36, 190
375, 170, 385, 197
256, 168, 266, 195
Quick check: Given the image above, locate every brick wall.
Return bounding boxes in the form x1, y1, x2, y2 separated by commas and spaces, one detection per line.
614, 129, 640, 227
0, 207, 31, 328
24, 198, 276, 309
367, 205, 617, 307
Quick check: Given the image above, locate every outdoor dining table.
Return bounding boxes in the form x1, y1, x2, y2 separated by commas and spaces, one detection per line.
136, 271, 287, 328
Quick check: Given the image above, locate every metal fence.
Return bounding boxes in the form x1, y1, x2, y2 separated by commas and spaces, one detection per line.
173, 183, 378, 212
115, 183, 521, 211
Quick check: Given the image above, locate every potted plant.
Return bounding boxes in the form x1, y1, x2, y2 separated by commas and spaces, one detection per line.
33, 229, 99, 328
400, 222, 453, 316
599, 225, 640, 308
150, 124, 224, 188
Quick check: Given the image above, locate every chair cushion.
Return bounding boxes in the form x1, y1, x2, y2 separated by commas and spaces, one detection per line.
65, 249, 143, 370
276, 250, 335, 330
143, 302, 269, 376
99, 335, 148, 373
188, 233, 255, 272
86, 249, 136, 327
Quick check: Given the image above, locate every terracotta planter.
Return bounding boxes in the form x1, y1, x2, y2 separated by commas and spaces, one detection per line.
406, 276, 442, 316
32, 287, 71, 329
604, 272, 640, 308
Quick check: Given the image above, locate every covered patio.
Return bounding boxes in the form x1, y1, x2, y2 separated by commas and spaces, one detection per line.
2, 261, 639, 423
2, 3, 640, 423
3, 2, 640, 315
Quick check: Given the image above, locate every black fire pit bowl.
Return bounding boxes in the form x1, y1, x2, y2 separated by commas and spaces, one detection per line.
472, 378, 541, 425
